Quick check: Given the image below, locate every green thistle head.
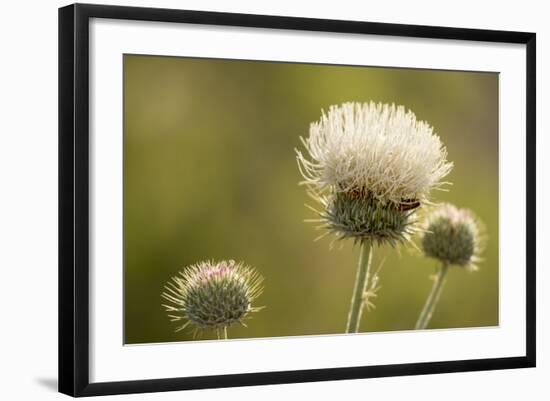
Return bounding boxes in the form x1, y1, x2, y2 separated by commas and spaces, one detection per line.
319, 189, 417, 246
162, 260, 263, 334
421, 204, 484, 269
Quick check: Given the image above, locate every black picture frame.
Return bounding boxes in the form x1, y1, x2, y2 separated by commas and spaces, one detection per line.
58, 3, 536, 397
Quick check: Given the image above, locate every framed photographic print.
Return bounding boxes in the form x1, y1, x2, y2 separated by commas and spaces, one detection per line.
58, 3, 536, 397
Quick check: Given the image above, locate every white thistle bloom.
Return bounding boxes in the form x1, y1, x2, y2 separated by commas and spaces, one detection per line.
296, 102, 453, 245
297, 102, 452, 204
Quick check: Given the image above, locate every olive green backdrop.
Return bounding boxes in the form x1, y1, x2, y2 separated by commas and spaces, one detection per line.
124, 54, 498, 344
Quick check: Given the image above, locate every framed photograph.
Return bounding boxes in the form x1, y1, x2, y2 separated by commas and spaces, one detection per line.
58, 3, 536, 397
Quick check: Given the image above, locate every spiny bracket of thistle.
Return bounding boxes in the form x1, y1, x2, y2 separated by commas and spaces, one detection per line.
162, 260, 263, 338
316, 189, 420, 246
421, 203, 485, 271
296, 102, 453, 246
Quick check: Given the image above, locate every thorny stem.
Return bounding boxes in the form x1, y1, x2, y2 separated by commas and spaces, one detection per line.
346, 241, 373, 333
415, 262, 450, 330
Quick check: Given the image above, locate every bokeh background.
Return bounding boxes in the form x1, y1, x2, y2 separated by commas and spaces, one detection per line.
123, 54, 498, 344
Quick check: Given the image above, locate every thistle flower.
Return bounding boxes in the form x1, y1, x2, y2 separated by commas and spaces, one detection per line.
297, 101, 452, 245
162, 260, 263, 338
415, 204, 485, 330
297, 101, 452, 204
421, 203, 484, 270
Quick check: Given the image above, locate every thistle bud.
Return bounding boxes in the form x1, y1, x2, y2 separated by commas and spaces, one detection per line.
421, 204, 484, 269
162, 260, 263, 334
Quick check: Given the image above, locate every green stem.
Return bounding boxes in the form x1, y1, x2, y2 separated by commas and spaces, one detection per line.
346, 241, 373, 333
216, 327, 228, 340
415, 263, 449, 330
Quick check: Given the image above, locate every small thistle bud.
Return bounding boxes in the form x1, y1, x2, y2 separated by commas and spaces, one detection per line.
421, 204, 484, 269
296, 102, 452, 245
162, 260, 263, 336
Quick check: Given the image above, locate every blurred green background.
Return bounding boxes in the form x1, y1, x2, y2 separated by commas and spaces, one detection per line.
123, 54, 498, 344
